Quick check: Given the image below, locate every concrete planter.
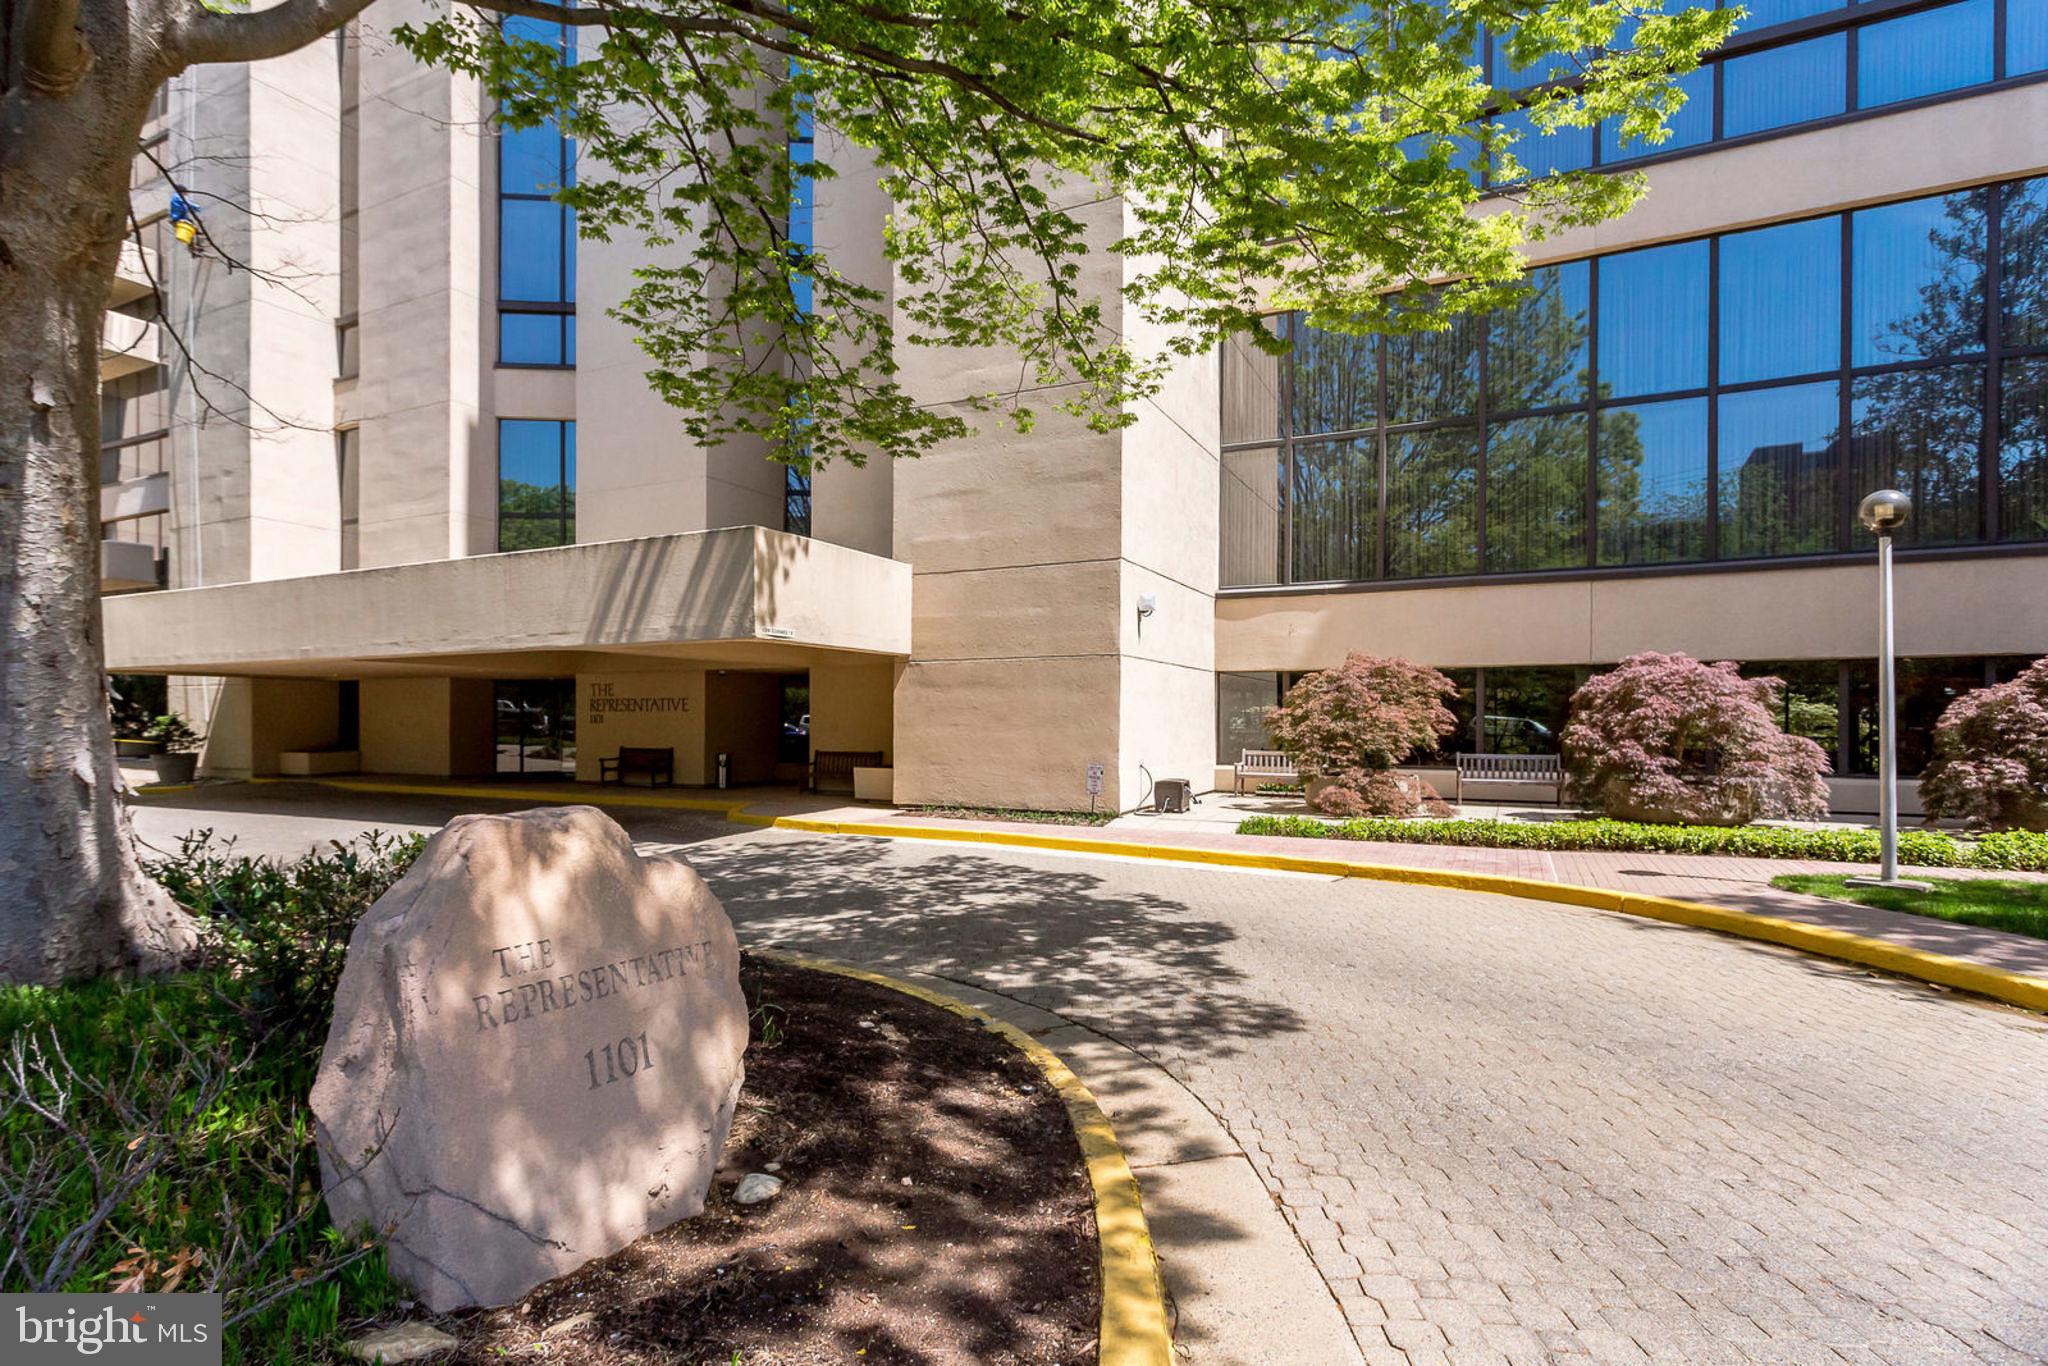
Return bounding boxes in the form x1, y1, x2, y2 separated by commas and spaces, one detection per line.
151, 752, 199, 785
115, 737, 162, 760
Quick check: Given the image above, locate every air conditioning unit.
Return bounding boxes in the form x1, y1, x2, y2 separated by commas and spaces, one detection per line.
1153, 779, 1193, 813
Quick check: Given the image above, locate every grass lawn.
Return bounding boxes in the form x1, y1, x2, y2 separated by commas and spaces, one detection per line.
1770, 873, 2048, 941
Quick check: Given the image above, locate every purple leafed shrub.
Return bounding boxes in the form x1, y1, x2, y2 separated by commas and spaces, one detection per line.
1920, 658, 2048, 831
1561, 652, 1830, 826
1264, 653, 1458, 817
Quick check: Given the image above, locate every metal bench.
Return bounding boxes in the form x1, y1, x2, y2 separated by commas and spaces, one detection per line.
808, 749, 884, 795
1454, 752, 1564, 803
1235, 749, 1300, 794
600, 746, 674, 788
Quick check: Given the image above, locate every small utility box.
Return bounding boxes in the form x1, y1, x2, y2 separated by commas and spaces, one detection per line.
853, 765, 894, 803
1153, 778, 1193, 813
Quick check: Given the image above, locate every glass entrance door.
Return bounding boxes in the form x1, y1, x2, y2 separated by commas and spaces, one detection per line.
494, 679, 577, 776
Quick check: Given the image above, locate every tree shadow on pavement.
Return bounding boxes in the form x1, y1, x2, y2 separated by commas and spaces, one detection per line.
674, 833, 1307, 1062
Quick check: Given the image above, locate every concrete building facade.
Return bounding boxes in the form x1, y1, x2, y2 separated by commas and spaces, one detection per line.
101, 2, 2048, 812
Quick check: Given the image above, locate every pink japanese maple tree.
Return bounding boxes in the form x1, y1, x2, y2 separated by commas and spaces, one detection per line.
1264, 653, 1459, 817
1561, 652, 1830, 825
1920, 658, 2048, 830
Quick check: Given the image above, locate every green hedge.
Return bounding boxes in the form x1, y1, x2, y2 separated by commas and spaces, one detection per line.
1235, 814, 2048, 872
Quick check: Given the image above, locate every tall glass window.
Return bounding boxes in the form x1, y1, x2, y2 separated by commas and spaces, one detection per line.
1849, 367, 1982, 546
1597, 398, 1708, 565
1291, 438, 1377, 583
498, 419, 575, 549
497, 18, 575, 367
1852, 191, 1989, 365
1488, 262, 1589, 412
1486, 414, 1588, 572
1598, 242, 1708, 398
1386, 427, 1480, 579
1857, 0, 1993, 109
1717, 382, 1840, 559
1719, 218, 1841, 384
1722, 35, 1847, 138
2001, 357, 2048, 542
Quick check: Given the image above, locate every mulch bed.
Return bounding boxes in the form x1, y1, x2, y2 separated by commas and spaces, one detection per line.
433, 955, 1099, 1364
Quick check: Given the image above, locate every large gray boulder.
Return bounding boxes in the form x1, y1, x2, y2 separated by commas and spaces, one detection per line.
311, 806, 747, 1311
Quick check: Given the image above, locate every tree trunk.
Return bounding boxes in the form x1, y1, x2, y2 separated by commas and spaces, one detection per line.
0, 25, 201, 983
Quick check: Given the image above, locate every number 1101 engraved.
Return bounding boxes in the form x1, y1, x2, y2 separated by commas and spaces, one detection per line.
584, 1031, 653, 1089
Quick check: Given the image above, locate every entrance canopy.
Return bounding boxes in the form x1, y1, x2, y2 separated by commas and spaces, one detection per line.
102, 527, 910, 678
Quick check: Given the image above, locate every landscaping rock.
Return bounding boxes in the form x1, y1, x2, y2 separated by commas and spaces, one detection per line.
344, 1322, 459, 1363
734, 1172, 784, 1204
311, 806, 749, 1312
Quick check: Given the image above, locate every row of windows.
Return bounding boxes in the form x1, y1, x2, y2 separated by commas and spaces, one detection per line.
1221, 176, 2048, 587
1220, 656, 2037, 779
497, 17, 577, 368
1447, 0, 2048, 182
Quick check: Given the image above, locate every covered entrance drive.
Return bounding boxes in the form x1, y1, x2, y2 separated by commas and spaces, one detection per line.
100, 528, 909, 793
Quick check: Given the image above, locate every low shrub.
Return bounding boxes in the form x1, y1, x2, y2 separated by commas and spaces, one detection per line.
1231, 814, 2047, 869
1264, 654, 1458, 817
0, 831, 425, 1360
1562, 652, 1831, 825
1920, 658, 2048, 831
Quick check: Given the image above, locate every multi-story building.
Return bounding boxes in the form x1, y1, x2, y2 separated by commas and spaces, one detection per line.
103, 0, 2048, 814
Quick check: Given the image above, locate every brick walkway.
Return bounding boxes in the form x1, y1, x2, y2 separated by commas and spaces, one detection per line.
688, 829, 2048, 1364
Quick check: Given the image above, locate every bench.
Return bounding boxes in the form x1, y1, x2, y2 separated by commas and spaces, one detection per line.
1234, 749, 1299, 794
600, 746, 674, 788
809, 749, 884, 794
1454, 752, 1564, 803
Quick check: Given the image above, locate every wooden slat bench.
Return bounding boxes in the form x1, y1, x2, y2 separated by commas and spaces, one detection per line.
1235, 749, 1300, 794
600, 746, 675, 788
1454, 752, 1564, 803
808, 749, 884, 795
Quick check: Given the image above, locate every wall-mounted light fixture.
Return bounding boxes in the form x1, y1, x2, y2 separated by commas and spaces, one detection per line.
1136, 593, 1158, 621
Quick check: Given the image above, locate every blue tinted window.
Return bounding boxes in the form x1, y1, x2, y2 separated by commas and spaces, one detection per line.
500, 200, 564, 301
1729, 0, 1843, 32
1717, 382, 1841, 558
2012, 0, 2048, 74
1858, 0, 1992, 109
1720, 218, 1842, 384
499, 419, 562, 486
1489, 262, 1590, 412
1601, 66, 1712, 163
500, 311, 565, 366
1850, 366, 1982, 546
1852, 192, 1988, 365
498, 419, 574, 550
1598, 398, 1709, 565
1723, 35, 1847, 137
1489, 107, 1592, 183
1597, 242, 1709, 398
2003, 178, 2048, 347
500, 124, 564, 195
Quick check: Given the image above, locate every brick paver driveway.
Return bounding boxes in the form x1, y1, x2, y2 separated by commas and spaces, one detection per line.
680, 829, 2048, 1364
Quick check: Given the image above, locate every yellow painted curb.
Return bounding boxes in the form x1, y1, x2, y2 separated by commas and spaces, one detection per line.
755, 818, 2048, 1016
244, 775, 749, 817
752, 949, 1173, 1366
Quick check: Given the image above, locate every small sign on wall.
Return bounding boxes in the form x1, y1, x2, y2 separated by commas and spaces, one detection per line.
586, 680, 692, 727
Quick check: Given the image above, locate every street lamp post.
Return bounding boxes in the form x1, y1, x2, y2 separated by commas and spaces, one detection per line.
1847, 489, 1930, 891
